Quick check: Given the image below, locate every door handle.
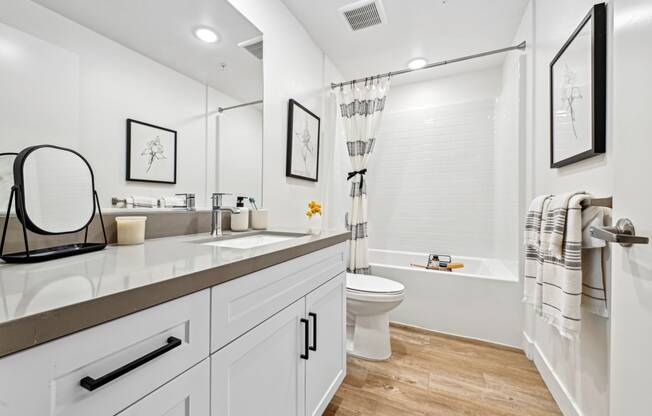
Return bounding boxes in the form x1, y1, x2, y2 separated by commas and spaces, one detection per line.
300, 318, 310, 360
590, 218, 650, 247
308, 312, 317, 352
80, 336, 182, 391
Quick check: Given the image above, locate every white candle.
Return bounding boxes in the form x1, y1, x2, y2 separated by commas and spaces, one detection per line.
116, 216, 147, 245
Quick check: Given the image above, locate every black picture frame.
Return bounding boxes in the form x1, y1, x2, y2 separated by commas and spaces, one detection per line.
550, 3, 606, 168
286, 99, 320, 182
126, 118, 177, 184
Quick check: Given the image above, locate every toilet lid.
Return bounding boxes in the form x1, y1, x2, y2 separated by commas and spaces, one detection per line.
346, 273, 404, 294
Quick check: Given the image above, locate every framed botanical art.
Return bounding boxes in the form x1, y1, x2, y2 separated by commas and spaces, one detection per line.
550, 3, 606, 168
286, 99, 320, 182
126, 119, 177, 184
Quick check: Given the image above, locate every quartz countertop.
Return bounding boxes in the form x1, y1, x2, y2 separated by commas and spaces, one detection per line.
0, 229, 349, 358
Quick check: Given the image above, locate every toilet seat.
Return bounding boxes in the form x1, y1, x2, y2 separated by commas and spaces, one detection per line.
346, 273, 404, 302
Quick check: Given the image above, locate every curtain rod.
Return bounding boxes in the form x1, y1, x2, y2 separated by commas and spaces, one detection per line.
218, 99, 263, 113
330, 41, 526, 89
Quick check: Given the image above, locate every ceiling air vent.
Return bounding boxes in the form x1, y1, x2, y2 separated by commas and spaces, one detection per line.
238, 36, 263, 60
339, 0, 387, 31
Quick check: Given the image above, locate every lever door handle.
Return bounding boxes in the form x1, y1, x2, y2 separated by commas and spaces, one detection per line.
590, 218, 649, 247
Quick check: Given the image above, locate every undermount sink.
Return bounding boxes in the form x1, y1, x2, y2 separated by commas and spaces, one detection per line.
197, 232, 306, 249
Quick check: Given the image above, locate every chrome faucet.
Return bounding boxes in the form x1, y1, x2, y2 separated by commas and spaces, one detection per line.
211, 193, 240, 237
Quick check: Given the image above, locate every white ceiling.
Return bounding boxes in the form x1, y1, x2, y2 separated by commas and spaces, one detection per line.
281, 0, 529, 85
32, 0, 263, 102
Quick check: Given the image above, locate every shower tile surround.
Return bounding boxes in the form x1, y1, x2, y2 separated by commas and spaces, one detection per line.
368, 99, 497, 257
366, 68, 520, 261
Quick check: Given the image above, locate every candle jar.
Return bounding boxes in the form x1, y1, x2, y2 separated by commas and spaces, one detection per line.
116, 216, 147, 245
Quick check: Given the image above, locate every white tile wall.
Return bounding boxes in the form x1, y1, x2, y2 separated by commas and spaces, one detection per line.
367, 99, 497, 258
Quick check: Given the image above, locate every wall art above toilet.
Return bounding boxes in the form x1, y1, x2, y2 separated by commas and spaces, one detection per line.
286, 99, 320, 182
126, 118, 177, 184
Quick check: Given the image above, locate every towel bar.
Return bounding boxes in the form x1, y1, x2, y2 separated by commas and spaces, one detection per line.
582, 196, 612, 209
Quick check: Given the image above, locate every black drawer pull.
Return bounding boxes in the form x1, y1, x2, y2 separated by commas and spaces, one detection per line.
300, 318, 310, 360
80, 336, 182, 391
308, 312, 317, 352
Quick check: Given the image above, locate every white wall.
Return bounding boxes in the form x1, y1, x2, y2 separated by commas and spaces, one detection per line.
521, 1, 612, 415
228, 0, 340, 229
0, 0, 260, 209
207, 88, 263, 204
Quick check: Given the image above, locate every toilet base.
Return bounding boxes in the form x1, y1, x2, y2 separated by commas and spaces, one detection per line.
346, 312, 392, 361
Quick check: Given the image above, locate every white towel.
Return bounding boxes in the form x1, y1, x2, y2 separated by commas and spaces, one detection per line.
160, 196, 186, 208
128, 196, 158, 208
525, 195, 552, 249
539, 193, 590, 338
523, 195, 551, 307
540, 191, 585, 257
581, 206, 609, 317
524, 193, 610, 337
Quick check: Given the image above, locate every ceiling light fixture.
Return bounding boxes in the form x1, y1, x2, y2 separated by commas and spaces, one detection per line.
194, 27, 219, 44
408, 58, 427, 70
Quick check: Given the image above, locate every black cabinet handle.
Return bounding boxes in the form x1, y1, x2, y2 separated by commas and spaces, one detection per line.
300, 318, 310, 360
80, 336, 182, 391
308, 312, 317, 352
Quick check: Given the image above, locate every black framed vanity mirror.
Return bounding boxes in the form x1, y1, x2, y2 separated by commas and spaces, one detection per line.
0, 145, 107, 263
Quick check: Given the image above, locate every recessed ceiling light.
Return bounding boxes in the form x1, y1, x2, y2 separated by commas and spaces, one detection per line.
408, 58, 427, 70
194, 27, 219, 44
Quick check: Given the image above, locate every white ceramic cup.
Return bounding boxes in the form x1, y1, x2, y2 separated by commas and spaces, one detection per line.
251, 209, 269, 230
116, 216, 147, 245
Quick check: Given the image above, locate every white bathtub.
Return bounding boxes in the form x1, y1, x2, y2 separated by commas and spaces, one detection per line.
368, 249, 523, 347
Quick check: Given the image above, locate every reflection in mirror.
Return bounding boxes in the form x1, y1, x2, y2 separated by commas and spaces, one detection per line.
0, 0, 263, 209
0, 154, 16, 214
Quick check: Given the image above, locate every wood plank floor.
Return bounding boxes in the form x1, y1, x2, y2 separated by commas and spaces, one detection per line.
325, 324, 561, 416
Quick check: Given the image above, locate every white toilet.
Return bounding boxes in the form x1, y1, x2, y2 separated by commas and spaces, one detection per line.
346, 273, 405, 361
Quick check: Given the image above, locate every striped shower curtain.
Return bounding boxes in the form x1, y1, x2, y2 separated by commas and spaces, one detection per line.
337, 77, 391, 274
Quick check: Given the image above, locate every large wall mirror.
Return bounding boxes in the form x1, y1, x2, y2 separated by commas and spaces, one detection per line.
0, 0, 263, 209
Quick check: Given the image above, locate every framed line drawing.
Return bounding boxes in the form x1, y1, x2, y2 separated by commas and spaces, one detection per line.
286, 99, 320, 182
550, 3, 606, 168
126, 118, 177, 184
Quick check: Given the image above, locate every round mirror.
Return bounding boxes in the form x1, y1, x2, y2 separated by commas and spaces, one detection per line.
0, 153, 17, 213
14, 145, 96, 235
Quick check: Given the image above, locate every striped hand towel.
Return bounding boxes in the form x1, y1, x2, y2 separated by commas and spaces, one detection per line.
540, 191, 585, 258
538, 193, 590, 337
525, 195, 552, 250
524, 192, 610, 338
523, 195, 551, 307
581, 206, 609, 317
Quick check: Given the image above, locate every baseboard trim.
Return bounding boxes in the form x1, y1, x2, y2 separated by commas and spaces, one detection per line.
389, 321, 522, 353
522, 331, 582, 416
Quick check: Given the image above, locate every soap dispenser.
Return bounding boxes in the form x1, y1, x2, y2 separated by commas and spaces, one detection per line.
231, 196, 250, 231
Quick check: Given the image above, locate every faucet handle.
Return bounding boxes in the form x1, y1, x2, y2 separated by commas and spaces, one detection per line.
212, 192, 231, 207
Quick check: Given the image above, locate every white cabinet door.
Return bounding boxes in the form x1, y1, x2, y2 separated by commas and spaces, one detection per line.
211, 243, 346, 352
305, 273, 346, 416
118, 359, 209, 416
211, 298, 307, 416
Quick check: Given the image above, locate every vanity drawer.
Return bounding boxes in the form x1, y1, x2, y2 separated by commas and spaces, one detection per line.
118, 359, 210, 416
0, 289, 210, 416
211, 242, 346, 352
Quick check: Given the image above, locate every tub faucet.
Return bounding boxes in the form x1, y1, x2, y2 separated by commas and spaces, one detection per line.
211, 193, 240, 237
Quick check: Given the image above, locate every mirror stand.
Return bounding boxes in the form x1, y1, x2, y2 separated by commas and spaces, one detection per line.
0, 187, 108, 264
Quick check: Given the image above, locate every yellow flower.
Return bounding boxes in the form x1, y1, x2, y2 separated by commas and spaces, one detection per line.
306, 210, 313, 218
308, 200, 317, 209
